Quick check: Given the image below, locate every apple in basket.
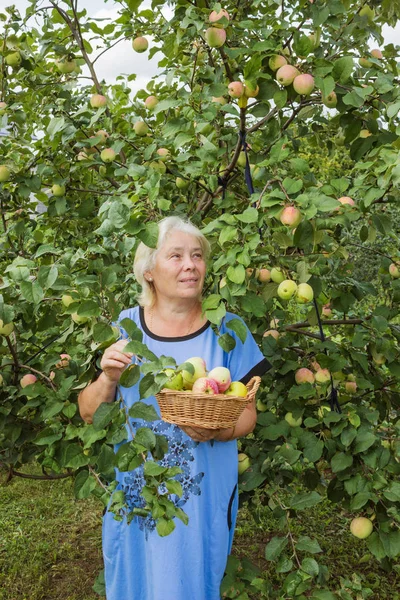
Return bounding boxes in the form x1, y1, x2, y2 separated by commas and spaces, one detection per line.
192, 377, 219, 394
224, 381, 248, 397
163, 368, 184, 390
181, 357, 207, 389
207, 367, 231, 392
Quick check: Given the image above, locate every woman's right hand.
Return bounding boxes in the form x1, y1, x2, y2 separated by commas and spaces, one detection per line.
100, 339, 134, 383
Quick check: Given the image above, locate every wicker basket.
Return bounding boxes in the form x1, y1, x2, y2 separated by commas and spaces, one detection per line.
156, 376, 261, 429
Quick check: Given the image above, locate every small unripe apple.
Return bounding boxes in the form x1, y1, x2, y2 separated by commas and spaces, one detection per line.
296, 282, 314, 304
134, 121, 149, 136
132, 36, 148, 53
270, 267, 285, 284
228, 81, 244, 98
295, 368, 315, 385
293, 74, 315, 95
156, 148, 170, 162
359, 57, 372, 68
277, 280, 298, 300
163, 368, 184, 390
256, 398, 268, 412
263, 329, 279, 340
71, 312, 89, 325
371, 347, 386, 365
0, 320, 14, 336
56, 353, 71, 368
315, 368, 331, 384
0, 165, 11, 182
359, 5, 375, 23
20, 374, 37, 388
337, 196, 355, 209
258, 269, 271, 283
101, 148, 116, 163
144, 95, 158, 110
359, 129, 372, 138
55, 58, 76, 74
238, 453, 251, 475
345, 381, 357, 394
280, 206, 302, 227
350, 517, 373, 539
389, 263, 400, 278
269, 55, 287, 71
95, 130, 109, 145
209, 9, 229, 27
181, 357, 207, 390
317, 405, 331, 419
244, 81, 259, 98
176, 177, 189, 189
5, 51, 21, 67
285, 412, 302, 427
322, 92, 337, 108
276, 65, 300, 86
61, 294, 76, 307
270, 318, 280, 329
0, 101, 7, 115
90, 94, 107, 108
322, 304, 332, 317
371, 48, 383, 59
212, 96, 227, 105
77, 151, 90, 161
51, 184, 65, 197
205, 27, 226, 48
149, 160, 166, 174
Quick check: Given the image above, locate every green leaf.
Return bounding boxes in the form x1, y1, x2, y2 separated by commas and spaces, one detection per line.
227, 264, 246, 284
119, 318, 143, 341
129, 401, 159, 422
331, 452, 353, 472
218, 333, 236, 352
236, 207, 258, 224
353, 431, 376, 454
120, 364, 141, 388
350, 492, 371, 511
296, 536, 322, 554
156, 517, 175, 537
139, 373, 162, 399
124, 340, 158, 361
20, 280, 44, 304
289, 491, 322, 510
332, 56, 354, 83
93, 322, 115, 343
293, 221, 314, 249
77, 300, 101, 317
33, 427, 62, 446
165, 479, 183, 497
226, 318, 248, 344
135, 426, 156, 450
64, 444, 90, 469
143, 461, 167, 476
47, 116, 65, 139
383, 481, 400, 502
301, 557, 319, 577
136, 222, 159, 248
74, 470, 96, 499
92, 402, 120, 430
265, 536, 288, 561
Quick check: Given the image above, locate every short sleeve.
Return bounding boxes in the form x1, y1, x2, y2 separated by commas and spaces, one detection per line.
224, 315, 272, 384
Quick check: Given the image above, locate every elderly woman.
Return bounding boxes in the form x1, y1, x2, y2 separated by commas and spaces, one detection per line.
78, 216, 270, 600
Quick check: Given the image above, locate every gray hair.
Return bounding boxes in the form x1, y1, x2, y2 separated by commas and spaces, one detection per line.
134, 216, 211, 307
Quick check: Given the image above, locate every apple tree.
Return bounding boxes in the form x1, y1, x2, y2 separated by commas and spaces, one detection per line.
1, 0, 400, 596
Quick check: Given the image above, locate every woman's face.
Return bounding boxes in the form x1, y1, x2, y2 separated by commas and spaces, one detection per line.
146, 230, 206, 304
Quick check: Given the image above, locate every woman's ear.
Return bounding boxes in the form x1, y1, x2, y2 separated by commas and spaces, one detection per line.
144, 272, 153, 282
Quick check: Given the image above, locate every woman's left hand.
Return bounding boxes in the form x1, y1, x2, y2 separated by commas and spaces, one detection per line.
180, 425, 216, 442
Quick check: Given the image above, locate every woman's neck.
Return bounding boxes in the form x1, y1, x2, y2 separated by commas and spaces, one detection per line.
145, 299, 205, 336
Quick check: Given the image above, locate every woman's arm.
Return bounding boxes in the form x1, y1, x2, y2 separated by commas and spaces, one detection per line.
78, 340, 133, 424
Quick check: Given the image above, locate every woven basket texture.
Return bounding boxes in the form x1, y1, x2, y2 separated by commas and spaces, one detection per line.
156, 376, 261, 429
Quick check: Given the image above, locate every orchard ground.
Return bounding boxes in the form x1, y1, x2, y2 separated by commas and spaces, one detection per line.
0, 463, 399, 600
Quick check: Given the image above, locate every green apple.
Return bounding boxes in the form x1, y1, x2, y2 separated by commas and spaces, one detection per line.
0, 320, 14, 336
263, 329, 279, 340
71, 312, 89, 325
256, 398, 268, 412
144, 95, 158, 110
51, 184, 65, 197
181, 357, 206, 390
270, 267, 285, 284
132, 36, 148, 53
101, 148, 116, 163
277, 280, 298, 300
238, 453, 251, 475
20, 374, 37, 388
176, 177, 189, 190
359, 5, 375, 23
90, 94, 107, 108
205, 27, 226, 48
134, 121, 149, 136
317, 405, 331, 419
163, 368, 184, 390
350, 517, 373, 539
389, 263, 400, 278
315, 368, 331, 384
0, 165, 11, 182
295, 368, 315, 385
296, 282, 314, 304
5, 51, 21, 67
269, 54, 287, 71
225, 381, 247, 397
285, 412, 302, 427
56, 58, 76, 74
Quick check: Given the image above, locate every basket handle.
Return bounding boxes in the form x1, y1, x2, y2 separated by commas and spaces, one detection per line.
246, 376, 261, 399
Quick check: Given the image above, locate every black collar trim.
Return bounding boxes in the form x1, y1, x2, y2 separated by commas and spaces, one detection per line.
139, 306, 211, 342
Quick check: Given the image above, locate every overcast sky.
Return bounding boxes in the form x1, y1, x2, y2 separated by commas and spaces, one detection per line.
1, 0, 399, 96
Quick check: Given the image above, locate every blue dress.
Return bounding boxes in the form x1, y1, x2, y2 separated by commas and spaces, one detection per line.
103, 306, 270, 600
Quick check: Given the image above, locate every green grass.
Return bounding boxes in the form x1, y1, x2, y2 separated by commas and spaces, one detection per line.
1, 466, 399, 599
